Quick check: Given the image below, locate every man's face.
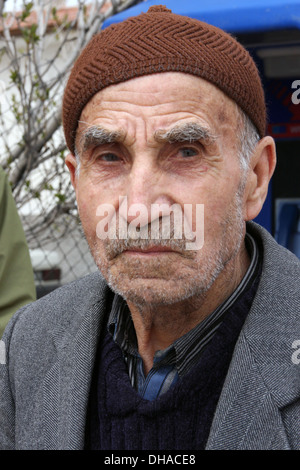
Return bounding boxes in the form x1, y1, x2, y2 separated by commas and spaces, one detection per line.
69, 72, 249, 307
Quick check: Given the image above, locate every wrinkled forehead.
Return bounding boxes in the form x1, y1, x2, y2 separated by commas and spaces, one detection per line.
75, 72, 240, 147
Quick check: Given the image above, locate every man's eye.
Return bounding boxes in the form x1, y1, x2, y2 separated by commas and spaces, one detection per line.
98, 153, 120, 162
177, 147, 198, 158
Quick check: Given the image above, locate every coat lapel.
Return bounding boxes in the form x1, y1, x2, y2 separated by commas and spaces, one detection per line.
205, 334, 291, 450
41, 285, 111, 450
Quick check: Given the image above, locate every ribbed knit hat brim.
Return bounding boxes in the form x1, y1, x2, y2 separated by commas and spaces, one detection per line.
62, 5, 266, 154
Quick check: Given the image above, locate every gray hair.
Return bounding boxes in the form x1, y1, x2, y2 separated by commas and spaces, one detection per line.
236, 108, 260, 172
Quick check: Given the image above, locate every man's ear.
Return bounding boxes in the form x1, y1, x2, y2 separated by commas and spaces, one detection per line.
65, 153, 78, 189
244, 136, 276, 221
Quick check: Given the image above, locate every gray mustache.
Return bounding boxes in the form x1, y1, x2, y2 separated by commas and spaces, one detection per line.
103, 224, 191, 259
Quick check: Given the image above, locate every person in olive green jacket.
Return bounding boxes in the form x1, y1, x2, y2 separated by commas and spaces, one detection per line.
0, 166, 36, 337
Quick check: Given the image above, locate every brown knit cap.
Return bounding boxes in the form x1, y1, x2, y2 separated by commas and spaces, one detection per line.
63, 5, 266, 154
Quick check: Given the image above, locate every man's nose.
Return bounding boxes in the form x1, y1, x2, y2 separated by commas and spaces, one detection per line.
118, 161, 171, 227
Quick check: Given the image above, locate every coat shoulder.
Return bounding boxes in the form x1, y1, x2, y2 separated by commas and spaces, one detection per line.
2, 271, 110, 350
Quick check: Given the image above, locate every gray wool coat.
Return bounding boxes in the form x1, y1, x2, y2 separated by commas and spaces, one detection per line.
0, 222, 299, 450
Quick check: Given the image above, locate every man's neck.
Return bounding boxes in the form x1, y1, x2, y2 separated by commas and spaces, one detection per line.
127, 242, 250, 375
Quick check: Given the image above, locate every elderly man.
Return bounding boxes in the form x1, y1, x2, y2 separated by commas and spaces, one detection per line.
0, 6, 299, 450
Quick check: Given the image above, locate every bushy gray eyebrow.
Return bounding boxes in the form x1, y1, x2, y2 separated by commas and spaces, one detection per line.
78, 122, 217, 155
154, 123, 217, 144
79, 125, 125, 152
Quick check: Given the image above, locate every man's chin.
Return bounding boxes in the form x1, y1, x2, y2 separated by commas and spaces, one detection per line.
105, 274, 206, 307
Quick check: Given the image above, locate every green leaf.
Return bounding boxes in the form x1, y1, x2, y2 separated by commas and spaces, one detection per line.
55, 193, 66, 203
10, 70, 19, 83
21, 24, 40, 44
20, 2, 34, 21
